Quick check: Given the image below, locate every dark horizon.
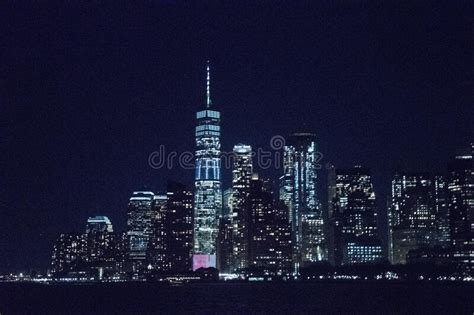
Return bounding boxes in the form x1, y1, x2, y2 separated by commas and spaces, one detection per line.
1, 1, 473, 272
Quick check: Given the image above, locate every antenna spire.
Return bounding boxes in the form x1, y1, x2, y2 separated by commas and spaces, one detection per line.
206, 60, 211, 108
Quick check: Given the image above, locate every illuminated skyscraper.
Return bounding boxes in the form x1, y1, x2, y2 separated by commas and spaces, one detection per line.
448, 144, 474, 272
231, 144, 253, 271
193, 61, 222, 270
279, 133, 326, 270
127, 191, 155, 265
329, 166, 382, 265
388, 173, 450, 264
85, 216, 115, 264
148, 194, 169, 271
217, 188, 234, 273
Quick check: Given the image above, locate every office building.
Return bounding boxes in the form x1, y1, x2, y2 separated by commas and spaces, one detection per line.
193, 61, 222, 270
231, 144, 253, 272
279, 133, 326, 270
329, 166, 382, 265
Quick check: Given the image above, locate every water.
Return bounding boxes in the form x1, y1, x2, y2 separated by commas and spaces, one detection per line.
1, 281, 473, 314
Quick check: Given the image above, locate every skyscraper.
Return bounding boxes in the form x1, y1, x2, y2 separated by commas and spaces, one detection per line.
193, 61, 222, 270
328, 166, 382, 265
127, 191, 155, 266
51, 233, 87, 276
249, 175, 292, 276
447, 144, 474, 272
148, 194, 169, 271
85, 216, 115, 264
279, 133, 325, 270
166, 181, 194, 272
217, 188, 234, 273
388, 173, 450, 264
231, 144, 253, 272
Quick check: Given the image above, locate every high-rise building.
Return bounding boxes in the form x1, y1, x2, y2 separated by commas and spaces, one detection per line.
388, 173, 450, 264
222, 188, 234, 219
127, 191, 155, 265
279, 133, 325, 270
148, 194, 169, 271
193, 61, 222, 270
51, 233, 87, 275
217, 188, 234, 273
249, 175, 292, 276
166, 181, 194, 272
301, 212, 325, 264
328, 166, 382, 265
85, 216, 115, 264
434, 175, 451, 247
231, 144, 253, 272
447, 144, 474, 272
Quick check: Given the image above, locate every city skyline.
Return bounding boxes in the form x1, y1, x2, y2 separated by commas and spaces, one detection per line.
12, 63, 473, 278
2, 1, 473, 274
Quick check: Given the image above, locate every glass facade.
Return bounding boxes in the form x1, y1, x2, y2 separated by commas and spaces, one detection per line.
231, 144, 253, 272
389, 173, 450, 264
329, 166, 381, 265
447, 145, 474, 272
51, 233, 87, 275
127, 191, 155, 264
193, 62, 222, 269
85, 216, 115, 264
166, 182, 194, 272
279, 133, 326, 270
249, 176, 292, 276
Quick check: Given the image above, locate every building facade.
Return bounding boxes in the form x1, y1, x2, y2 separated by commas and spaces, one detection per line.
166, 182, 194, 272
148, 194, 169, 271
447, 145, 474, 272
85, 216, 115, 264
51, 233, 87, 275
193, 61, 222, 270
328, 166, 382, 265
249, 175, 292, 276
389, 173, 450, 264
127, 191, 155, 265
231, 144, 253, 272
280, 133, 325, 270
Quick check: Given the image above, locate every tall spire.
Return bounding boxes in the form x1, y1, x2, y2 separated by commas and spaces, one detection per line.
206, 60, 211, 108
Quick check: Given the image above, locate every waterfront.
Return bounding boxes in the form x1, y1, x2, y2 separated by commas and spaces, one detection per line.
1, 281, 473, 314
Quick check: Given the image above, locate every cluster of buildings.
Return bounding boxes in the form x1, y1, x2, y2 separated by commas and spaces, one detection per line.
49, 63, 473, 281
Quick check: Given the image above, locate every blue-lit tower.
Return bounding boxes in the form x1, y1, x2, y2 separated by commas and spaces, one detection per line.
193, 61, 222, 270
279, 133, 326, 273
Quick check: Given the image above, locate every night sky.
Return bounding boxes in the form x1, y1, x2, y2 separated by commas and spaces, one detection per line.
1, 1, 473, 272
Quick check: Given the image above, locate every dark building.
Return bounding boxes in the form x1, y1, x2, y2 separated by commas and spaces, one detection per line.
231, 144, 253, 272
146, 183, 194, 274
328, 166, 382, 265
249, 174, 292, 276
85, 216, 115, 264
165, 181, 194, 272
217, 188, 233, 274
217, 217, 233, 274
50, 233, 87, 276
148, 194, 169, 271
389, 173, 450, 264
447, 144, 474, 272
217, 188, 234, 273
114, 231, 129, 275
